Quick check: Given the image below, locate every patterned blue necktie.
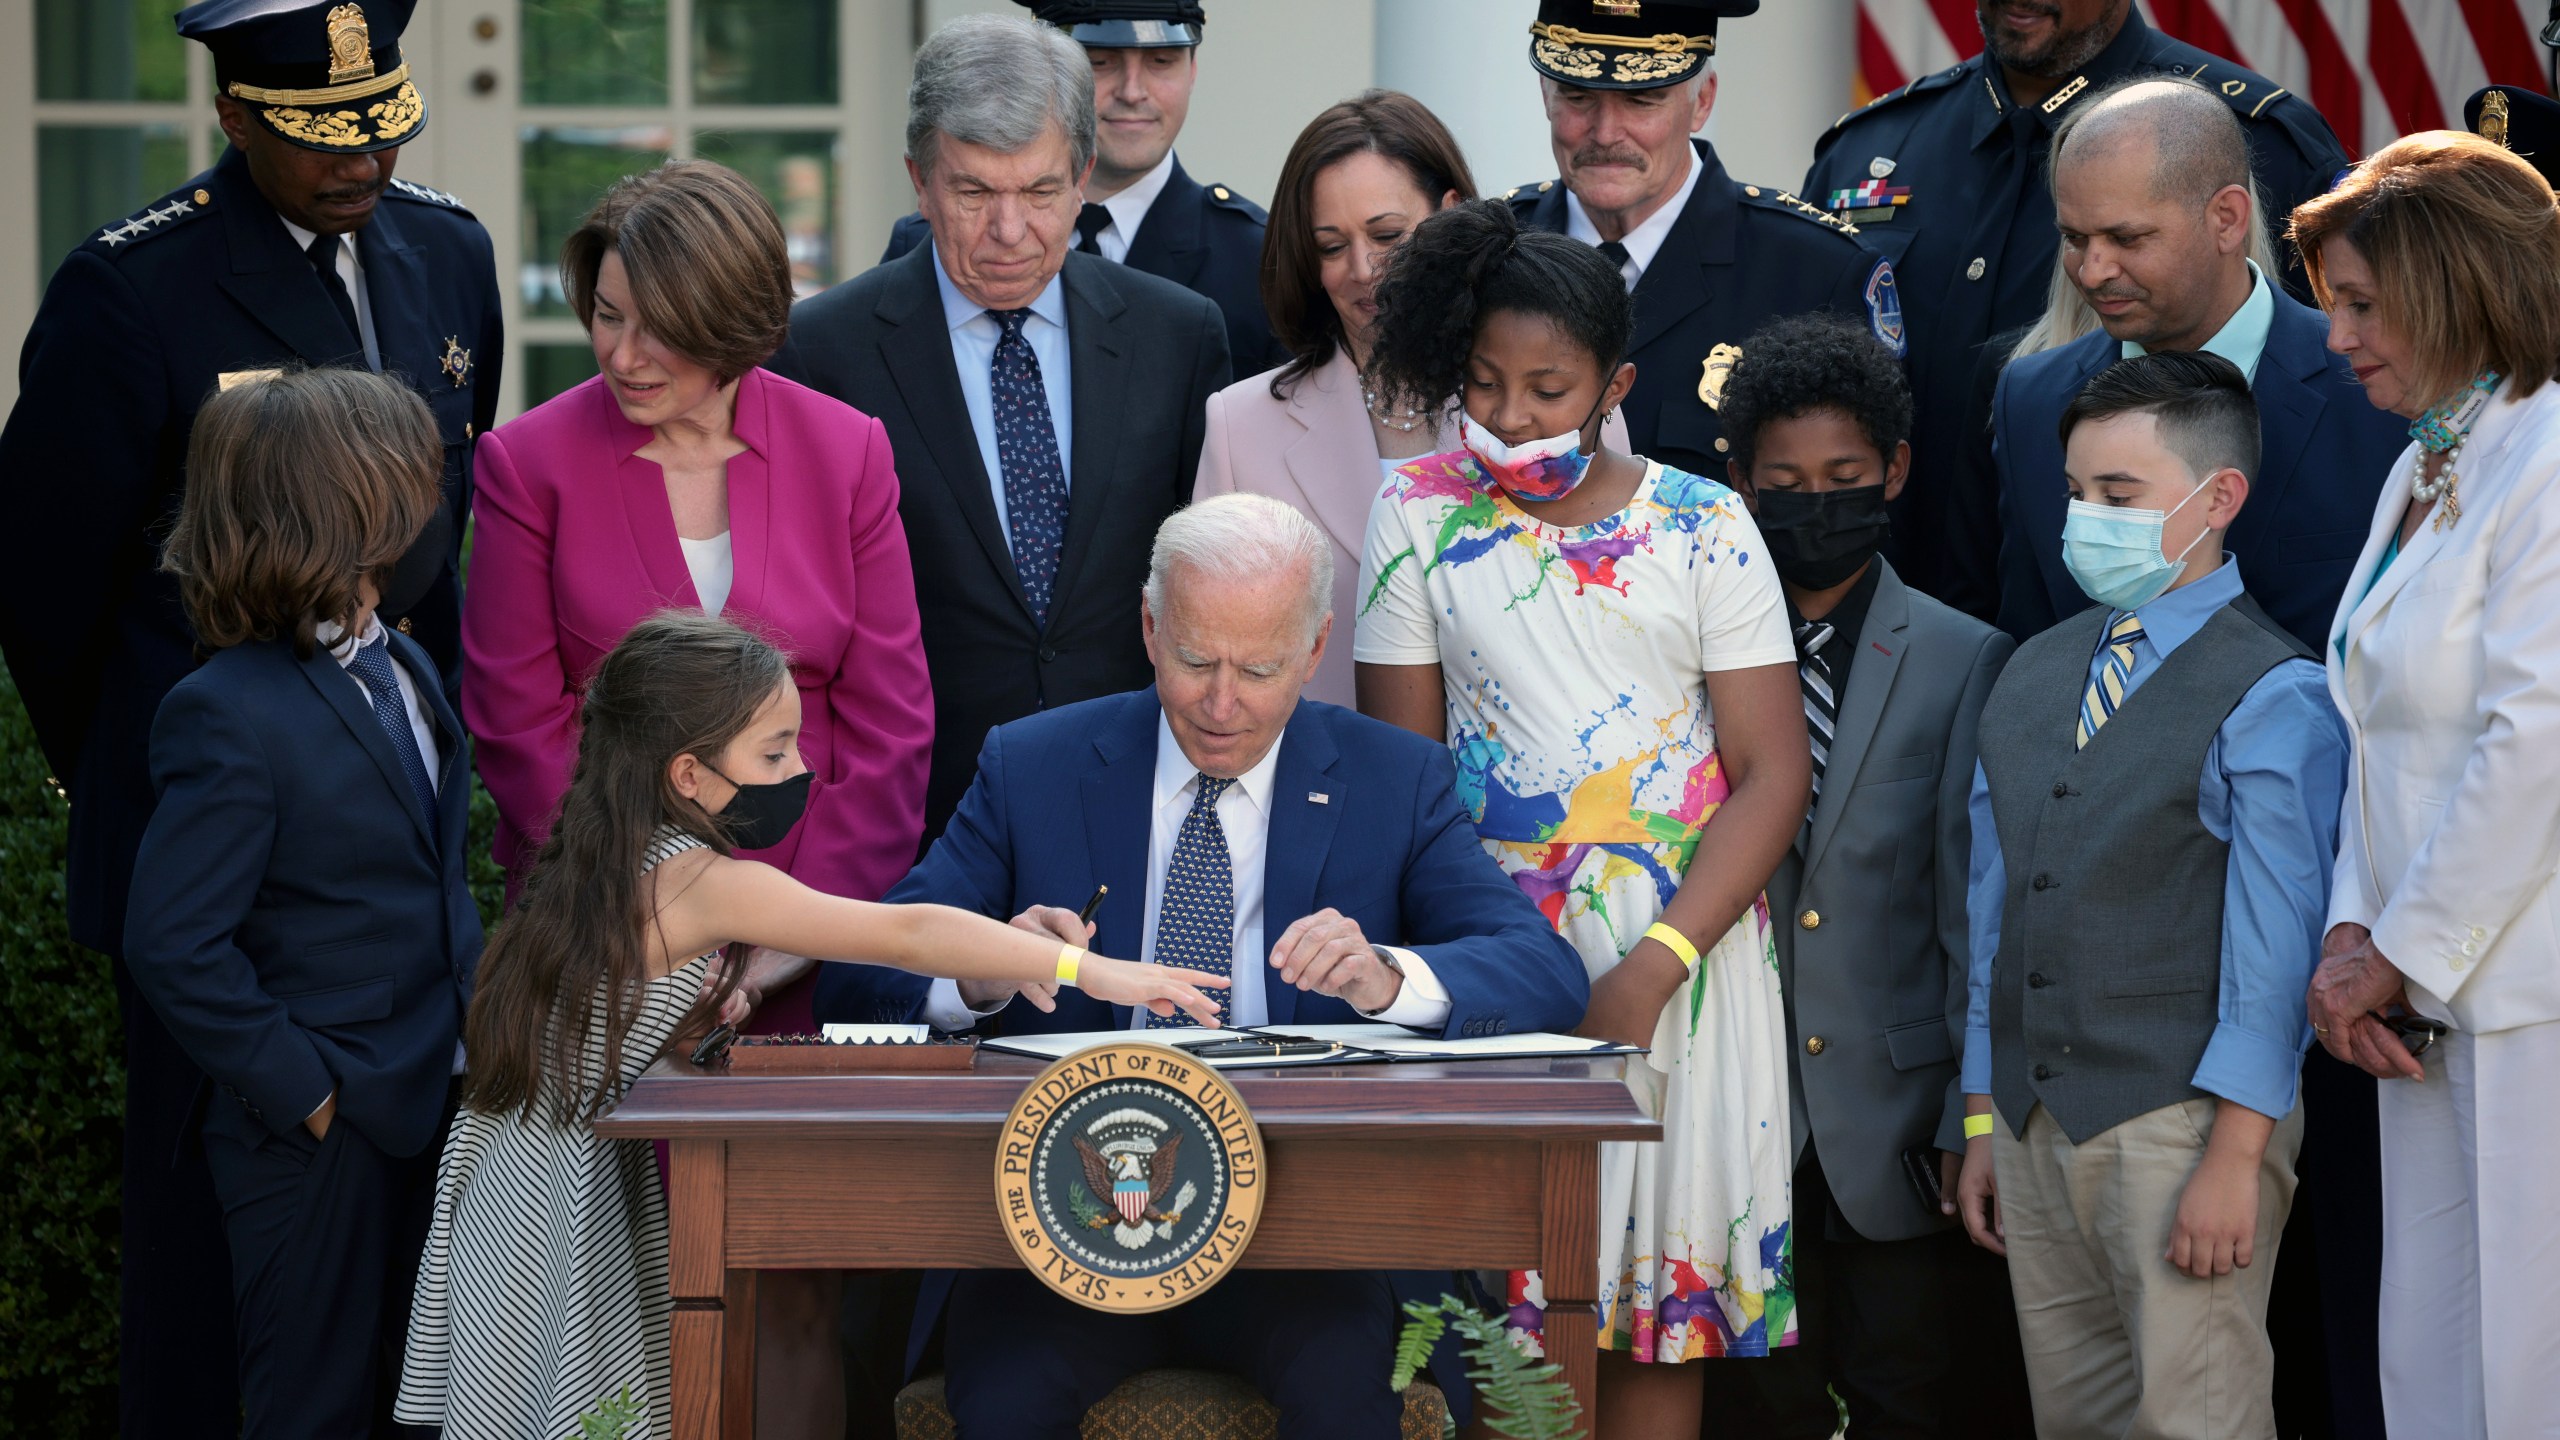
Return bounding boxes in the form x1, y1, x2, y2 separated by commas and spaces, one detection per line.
346, 636, 440, 835
1145, 775, 1236, 1029
990, 308, 1069, 627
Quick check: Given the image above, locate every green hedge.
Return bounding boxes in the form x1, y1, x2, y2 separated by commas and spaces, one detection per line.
0, 666, 120, 1430
0, 663, 508, 1430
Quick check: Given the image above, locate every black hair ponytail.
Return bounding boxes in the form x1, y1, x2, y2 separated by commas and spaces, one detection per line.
1364, 198, 1634, 418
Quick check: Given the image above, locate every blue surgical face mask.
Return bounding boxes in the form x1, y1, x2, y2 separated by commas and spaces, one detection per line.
2060, 477, 2216, 612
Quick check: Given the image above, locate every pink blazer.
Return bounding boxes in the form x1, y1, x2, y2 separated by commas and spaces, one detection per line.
1196, 350, 1453, 707
1196, 348, 1627, 707
463, 367, 932, 934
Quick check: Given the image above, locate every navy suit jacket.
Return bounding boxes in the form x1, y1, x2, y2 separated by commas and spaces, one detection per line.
124, 633, 483, 1159
816, 689, 1588, 1038
816, 689, 1582, 1414
1991, 288, 2403, 650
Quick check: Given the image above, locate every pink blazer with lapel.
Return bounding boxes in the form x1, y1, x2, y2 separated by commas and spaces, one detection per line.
462, 367, 933, 932
1195, 348, 1630, 708
1195, 350, 1454, 707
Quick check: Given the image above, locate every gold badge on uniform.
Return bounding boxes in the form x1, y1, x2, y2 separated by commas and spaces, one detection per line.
325, 4, 375, 85
439, 337, 472, 389
1698, 343, 1743, 411
997, 1042, 1264, 1313
2481, 89, 2512, 147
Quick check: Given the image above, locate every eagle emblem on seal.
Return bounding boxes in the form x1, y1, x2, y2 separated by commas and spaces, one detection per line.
1074, 1108, 1198, 1248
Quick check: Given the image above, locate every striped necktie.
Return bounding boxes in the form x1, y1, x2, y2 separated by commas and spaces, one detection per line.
2076, 613, 2146, 749
1795, 620, 1836, 833
1145, 775, 1236, 1028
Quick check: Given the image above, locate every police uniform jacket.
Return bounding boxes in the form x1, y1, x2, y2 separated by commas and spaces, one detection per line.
1511, 140, 1901, 483
882, 155, 1284, 373
1803, 8, 2348, 619
0, 146, 502, 955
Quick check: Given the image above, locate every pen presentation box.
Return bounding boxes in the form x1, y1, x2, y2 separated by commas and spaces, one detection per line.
715, 1025, 979, 1074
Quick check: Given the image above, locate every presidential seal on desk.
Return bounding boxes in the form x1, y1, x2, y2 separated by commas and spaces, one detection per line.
996, 1042, 1265, 1313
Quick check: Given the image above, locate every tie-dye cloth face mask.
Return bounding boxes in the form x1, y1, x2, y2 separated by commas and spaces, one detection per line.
1460, 391, 1608, 502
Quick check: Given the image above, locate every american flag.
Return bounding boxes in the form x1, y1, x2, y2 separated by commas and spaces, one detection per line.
1856, 1, 2559, 155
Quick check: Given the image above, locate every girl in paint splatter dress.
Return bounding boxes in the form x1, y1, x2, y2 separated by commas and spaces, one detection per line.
1353, 201, 1807, 1428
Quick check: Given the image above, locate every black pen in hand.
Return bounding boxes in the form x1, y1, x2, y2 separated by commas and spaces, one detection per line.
1076, 884, 1108, 929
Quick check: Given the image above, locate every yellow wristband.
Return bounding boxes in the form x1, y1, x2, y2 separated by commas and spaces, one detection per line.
1642, 922, 1701, 973
1964, 1113, 1995, 1140
1055, 945, 1084, 987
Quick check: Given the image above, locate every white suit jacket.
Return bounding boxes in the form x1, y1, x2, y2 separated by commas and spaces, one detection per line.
2327, 379, 2560, 1034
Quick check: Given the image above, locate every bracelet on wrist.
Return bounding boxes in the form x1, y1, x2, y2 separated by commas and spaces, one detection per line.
1642, 921, 1701, 974
1963, 1113, 1996, 1140
1055, 945, 1084, 987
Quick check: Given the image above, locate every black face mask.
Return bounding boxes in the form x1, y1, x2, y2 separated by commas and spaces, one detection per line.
1753, 483, 1892, 590
703, 764, 811, 852
375, 503, 453, 621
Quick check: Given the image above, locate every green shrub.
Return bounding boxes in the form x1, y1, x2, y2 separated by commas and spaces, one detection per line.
0, 663, 507, 1433
0, 665, 120, 1432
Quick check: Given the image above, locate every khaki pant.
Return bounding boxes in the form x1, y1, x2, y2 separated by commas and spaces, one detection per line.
1991, 1098, 2304, 1440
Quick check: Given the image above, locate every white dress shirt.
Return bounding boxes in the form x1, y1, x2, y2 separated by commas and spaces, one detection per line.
1565, 146, 1705, 291
1086, 150, 1178, 264
925, 715, 1452, 1031
277, 215, 380, 370
933, 257, 1075, 551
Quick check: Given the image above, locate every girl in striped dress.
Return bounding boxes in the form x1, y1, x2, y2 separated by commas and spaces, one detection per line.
396, 612, 1227, 1438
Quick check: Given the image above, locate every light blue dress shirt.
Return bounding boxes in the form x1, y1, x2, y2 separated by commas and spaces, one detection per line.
1961, 558, 2348, 1120
933, 258, 1074, 551
2121, 259, 2277, 381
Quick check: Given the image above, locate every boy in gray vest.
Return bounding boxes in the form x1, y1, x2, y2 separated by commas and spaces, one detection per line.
1950, 352, 2347, 1438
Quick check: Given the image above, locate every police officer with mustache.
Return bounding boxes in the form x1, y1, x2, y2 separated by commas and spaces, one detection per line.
1508, 0, 1905, 490
0, 4, 499, 1430
1802, 0, 2346, 622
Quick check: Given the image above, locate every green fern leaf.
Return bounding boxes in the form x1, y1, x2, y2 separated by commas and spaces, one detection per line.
1391, 1296, 1451, 1391
574, 1386, 643, 1440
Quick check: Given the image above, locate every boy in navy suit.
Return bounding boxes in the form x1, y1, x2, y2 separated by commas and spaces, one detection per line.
126, 368, 482, 1439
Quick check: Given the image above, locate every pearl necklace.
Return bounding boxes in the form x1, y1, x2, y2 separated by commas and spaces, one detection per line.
1363, 384, 1428, 434
2408, 370, 2498, 530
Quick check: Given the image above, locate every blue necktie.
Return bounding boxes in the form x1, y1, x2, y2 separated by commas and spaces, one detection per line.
346, 636, 439, 835
990, 308, 1069, 627
1146, 775, 1235, 1028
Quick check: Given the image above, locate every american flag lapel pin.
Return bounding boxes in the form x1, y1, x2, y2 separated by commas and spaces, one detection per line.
1307, 791, 1330, 805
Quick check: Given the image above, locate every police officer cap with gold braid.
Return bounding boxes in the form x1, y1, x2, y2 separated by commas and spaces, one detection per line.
1528, 0, 1758, 92
175, 0, 424, 154
1014, 0, 1205, 49
2465, 84, 2560, 192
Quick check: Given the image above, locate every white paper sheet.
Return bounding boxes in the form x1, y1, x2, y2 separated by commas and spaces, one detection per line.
975, 1024, 1631, 1068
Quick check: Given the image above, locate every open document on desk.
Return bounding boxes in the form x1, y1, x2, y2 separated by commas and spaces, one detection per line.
978, 1023, 1646, 1070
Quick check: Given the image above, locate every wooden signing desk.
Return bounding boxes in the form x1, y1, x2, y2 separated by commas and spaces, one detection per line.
596, 1051, 1659, 1439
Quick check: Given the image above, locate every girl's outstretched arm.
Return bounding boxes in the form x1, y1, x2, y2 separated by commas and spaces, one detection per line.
680, 855, 1231, 1027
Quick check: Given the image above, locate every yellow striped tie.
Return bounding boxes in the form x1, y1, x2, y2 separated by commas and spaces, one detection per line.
2076, 613, 2146, 749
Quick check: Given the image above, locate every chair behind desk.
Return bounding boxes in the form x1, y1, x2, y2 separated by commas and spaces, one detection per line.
893, 1370, 1451, 1439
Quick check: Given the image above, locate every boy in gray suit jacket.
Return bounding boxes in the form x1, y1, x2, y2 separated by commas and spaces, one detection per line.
1702, 315, 2016, 1437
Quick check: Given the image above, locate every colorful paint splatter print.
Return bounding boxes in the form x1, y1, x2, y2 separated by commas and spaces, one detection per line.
1357, 449, 1801, 1362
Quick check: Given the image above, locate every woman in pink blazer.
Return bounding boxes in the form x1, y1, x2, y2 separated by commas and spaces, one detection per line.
464, 160, 927, 1437
1198, 92, 1622, 705
464, 161, 931, 1038
1195, 94, 1473, 707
